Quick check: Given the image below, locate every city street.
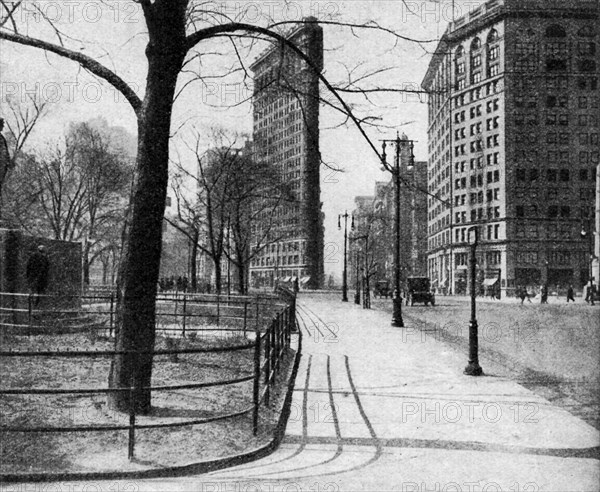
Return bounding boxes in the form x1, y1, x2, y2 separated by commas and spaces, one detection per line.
86, 292, 599, 491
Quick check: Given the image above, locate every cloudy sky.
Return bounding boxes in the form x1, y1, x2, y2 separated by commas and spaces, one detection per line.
0, 0, 485, 281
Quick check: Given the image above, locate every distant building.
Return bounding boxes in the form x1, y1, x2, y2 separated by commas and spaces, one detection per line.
349, 154, 428, 290
422, 0, 599, 296
249, 18, 324, 289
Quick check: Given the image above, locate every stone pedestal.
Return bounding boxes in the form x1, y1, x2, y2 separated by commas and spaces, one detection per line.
0, 228, 82, 327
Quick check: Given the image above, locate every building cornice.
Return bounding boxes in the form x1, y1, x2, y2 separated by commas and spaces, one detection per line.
421, 0, 598, 90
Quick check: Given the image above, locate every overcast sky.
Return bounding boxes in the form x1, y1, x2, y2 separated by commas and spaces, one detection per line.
0, 0, 486, 281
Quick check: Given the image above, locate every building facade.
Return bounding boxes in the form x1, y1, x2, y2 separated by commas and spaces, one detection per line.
422, 0, 599, 296
249, 19, 324, 289
349, 156, 428, 291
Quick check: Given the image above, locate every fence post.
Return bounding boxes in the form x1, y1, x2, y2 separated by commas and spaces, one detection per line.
288, 305, 292, 347
252, 323, 261, 436
182, 295, 187, 337
274, 313, 279, 372
277, 313, 283, 370
243, 301, 248, 337
28, 293, 32, 329
217, 294, 220, 327
255, 299, 259, 332
264, 324, 271, 406
109, 293, 114, 338
128, 368, 136, 461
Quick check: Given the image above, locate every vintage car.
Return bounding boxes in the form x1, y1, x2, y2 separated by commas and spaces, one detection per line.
406, 277, 435, 306
373, 280, 391, 298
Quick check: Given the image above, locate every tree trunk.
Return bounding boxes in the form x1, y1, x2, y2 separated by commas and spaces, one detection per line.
237, 261, 246, 295
190, 231, 199, 292
108, 8, 186, 414
214, 255, 222, 294
83, 241, 91, 287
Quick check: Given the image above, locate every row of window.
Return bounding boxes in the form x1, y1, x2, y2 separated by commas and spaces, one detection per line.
454, 186, 502, 207
453, 223, 501, 244
514, 204, 593, 219
515, 168, 599, 183
454, 134, 500, 156
454, 81, 500, 107
455, 207, 501, 224
453, 99, 500, 124
252, 255, 303, 267
514, 76, 598, 95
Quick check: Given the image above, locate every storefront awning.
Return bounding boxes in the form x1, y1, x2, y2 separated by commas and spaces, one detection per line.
291, 276, 298, 282
282, 276, 291, 282
483, 278, 498, 286
300, 276, 311, 284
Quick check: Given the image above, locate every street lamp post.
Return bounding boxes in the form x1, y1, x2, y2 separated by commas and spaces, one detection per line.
381, 133, 414, 327
581, 223, 595, 305
354, 249, 361, 304
464, 226, 483, 376
338, 212, 354, 302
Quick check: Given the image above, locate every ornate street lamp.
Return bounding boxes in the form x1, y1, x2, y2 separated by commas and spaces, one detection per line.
464, 226, 483, 376
381, 133, 415, 327
581, 223, 595, 305
338, 211, 354, 302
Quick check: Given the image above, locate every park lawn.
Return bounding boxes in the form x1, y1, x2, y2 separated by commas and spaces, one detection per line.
0, 330, 295, 475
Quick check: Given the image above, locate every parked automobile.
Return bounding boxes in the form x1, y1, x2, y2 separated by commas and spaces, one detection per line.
406, 277, 435, 306
373, 280, 391, 298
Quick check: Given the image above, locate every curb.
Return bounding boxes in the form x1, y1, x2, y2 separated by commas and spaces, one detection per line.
0, 332, 303, 484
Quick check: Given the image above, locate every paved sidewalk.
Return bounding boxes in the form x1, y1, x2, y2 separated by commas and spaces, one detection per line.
24, 294, 600, 491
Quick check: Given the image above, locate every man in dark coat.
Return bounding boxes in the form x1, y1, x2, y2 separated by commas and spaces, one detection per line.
566, 284, 575, 303
540, 284, 548, 304
26, 245, 50, 305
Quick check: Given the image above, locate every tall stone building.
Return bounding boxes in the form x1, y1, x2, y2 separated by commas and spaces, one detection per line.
249, 19, 324, 289
349, 157, 428, 289
422, 0, 599, 296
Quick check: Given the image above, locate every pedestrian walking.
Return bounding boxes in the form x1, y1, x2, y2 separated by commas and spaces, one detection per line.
566, 284, 575, 303
540, 284, 548, 304
518, 286, 531, 304
584, 281, 596, 305
26, 245, 50, 306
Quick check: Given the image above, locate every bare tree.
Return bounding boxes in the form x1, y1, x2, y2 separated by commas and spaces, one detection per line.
0, 95, 48, 220
5, 124, 131, 287
1, 1, 440, 413
224, 151, 295, 294
65, 123, 131, 286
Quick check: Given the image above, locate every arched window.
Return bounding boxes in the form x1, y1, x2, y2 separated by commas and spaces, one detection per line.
470, 38, 482, 83
545, 24, 566, 38
487, 29, 500, 77
454, 45, 466, 86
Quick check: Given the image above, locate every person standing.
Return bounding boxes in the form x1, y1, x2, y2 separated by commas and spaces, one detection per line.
26, 245, 50, 306
584, 280, 595, 304
566, 284, 575, 303
541, 284, 548, 304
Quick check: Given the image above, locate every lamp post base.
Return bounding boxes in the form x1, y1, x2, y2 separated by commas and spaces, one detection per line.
354, 292, 360, 304
342, 293, 348, 302
391, 298, 404, 327
463, 362, 483, 376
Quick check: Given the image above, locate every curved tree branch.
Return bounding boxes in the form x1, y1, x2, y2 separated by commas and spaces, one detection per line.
0, 31, 142, 114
